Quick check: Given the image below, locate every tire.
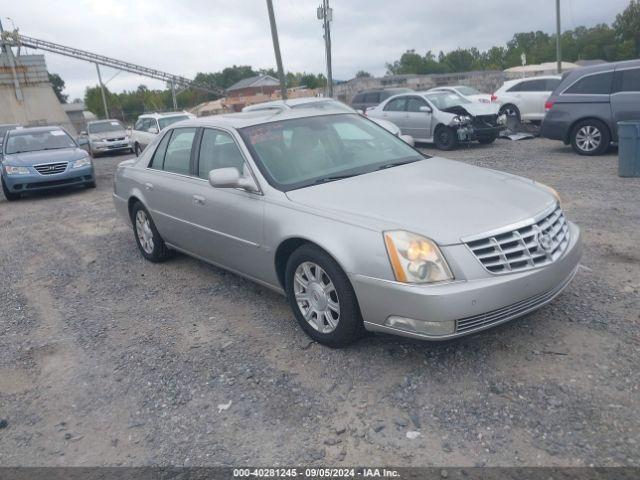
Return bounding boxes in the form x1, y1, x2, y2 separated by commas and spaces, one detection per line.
1, 177, 20, 201
85, 181, 97, 189
131, 201, 171, 262
499, 104, 521, 124
434, 126, 459, 151
134, 143, 142, 157
285, 244, 364, 348
478, 134, 497, 145
570, 119, 610, 156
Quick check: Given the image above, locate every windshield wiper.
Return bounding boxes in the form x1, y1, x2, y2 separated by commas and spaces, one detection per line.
43, 146, 72, 151
377, 158, 421, 170
313, 174, 359, 185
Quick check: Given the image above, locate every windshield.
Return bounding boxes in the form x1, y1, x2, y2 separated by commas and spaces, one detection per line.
290, 101, 353, 112
88, 120, 125, 134
423, 91, 470, 110
158, 115, 190, 130
5, 130, 76, 154
456, 86, 482, 96
239, 114, 425, 191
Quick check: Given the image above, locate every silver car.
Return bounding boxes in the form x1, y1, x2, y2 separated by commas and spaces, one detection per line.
83, 119, 133, 157
367, 91, 506, 150
113, 108, 581, 347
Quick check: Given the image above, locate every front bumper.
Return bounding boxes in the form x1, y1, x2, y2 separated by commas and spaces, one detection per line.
2, 165, 95, 193
91, 140, 132, 153
351, 222, 582, 341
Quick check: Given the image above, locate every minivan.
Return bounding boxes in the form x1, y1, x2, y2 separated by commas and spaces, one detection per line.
541, 59, 640, 155
350, 88, 413, 112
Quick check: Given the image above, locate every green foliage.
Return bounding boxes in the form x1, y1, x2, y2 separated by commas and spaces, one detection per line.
355, 70, 372, 78
48, 73, 68, 103
386, 1, 640, 75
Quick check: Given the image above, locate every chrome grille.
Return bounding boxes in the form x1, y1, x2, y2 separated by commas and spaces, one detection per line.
34, 162, 68, 175
465, 205, 570, 274
106, 137, 126, 142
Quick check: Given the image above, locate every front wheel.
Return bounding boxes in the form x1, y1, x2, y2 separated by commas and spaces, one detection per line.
434, 126, 459, 151
570, 119, 610, 156
285, 244, 364, 347
131, 202, 171, 262
1, 177, 20, 201
478, 134, 497, 145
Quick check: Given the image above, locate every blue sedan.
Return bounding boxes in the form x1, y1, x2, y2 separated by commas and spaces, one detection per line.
1, 126, 96, 201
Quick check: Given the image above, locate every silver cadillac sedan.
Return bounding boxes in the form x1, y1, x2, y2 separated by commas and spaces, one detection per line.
113, 108, 581, 347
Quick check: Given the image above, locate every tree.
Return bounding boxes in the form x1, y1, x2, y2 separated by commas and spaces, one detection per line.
614, 0, 640, 56
48, 73, 68, 103
355, 70, 372, 78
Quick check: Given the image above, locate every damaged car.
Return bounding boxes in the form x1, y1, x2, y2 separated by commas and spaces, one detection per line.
367, 91, 507, 150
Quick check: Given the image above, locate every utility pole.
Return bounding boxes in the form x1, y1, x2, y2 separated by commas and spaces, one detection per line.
318, 0, 333, 97
266, 0, 287, 100
556, 0, 562, 74
170, 80, 177, 110
95, 63, 109, 119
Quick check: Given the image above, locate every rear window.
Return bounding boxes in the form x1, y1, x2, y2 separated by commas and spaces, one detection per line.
564, 72, 613, 95
351, 93, 365, 103
363, 92, 380, 103
613, 68, 640, 93
508, 79, 549, 92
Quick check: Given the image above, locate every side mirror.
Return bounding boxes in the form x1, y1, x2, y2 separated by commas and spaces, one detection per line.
208, 167, 259, 193
147, 127, 159, 134
419, 106, 432, 113
400, 134, 415, 147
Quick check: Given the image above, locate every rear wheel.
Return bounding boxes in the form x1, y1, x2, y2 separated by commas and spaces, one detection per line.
1, 177, 20, 201
285, 244, 364, 347
434, 126, 458, 151
131, 202, 171, 262
570, 119, 610, 156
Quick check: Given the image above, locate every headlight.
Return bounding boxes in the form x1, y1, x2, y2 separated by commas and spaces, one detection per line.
72, 157, 91, 168
453, 115, 471, 124
4, 165, 30, 175
536, 182, 561, 205
383, 231, 454, 284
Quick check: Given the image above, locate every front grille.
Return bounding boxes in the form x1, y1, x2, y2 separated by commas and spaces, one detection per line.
34, 162, 68, 175
473, 115, 498, 128
106, 137, 126, 142
456, 269, 575, 333
465, 205, 570, 274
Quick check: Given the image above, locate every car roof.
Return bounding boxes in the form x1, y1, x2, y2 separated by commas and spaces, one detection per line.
87, 119, 122, 124
139, 112, 192, 119
168, 107, 356, 130
244, 97, 334, 111
6, 125, 67, 135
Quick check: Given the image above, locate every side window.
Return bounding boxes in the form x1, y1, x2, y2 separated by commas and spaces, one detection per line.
149, 131, 172, 169
384, 97, 408, 112
140, 119, 152, 131
364, 92, 380, 104
352, 93, 365, 103
163, 128, 196, 175
197, 129, 245, 179
134, 119, 144, 131
512, 79, 548, 92
507, 82, 523, 92
613, 68, 640, 93
407, 97, 428, 112
564, 72, 613, 95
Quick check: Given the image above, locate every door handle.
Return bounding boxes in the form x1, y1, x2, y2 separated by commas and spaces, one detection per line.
192, 194, 205, 206
144, 182, 153, 191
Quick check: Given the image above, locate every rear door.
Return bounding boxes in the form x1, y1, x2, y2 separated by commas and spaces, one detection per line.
515, 79, 553, 121
611, 66, 640, 134
379, 96, 409, 133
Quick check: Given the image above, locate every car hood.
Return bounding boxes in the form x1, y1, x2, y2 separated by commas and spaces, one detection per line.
3, 147, 88, 166
442, 102, 499, 116
285, 158, 556, 245
89, 130, 127, 140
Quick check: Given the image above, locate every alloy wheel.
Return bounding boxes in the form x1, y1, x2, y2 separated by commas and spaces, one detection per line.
135, 210, 154, 254
293, 261, 340, 334
575, 125, 602, 153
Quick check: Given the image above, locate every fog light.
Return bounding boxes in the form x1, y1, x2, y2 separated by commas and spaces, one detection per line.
385, 316, 455, 336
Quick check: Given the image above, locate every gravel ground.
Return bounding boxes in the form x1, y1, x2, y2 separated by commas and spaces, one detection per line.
0, 137, 638, 467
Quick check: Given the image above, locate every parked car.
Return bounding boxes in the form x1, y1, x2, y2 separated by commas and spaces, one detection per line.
367, 90, 506, 150
242, 97, 414, 145
541, 59, 640, 156
1, 126, 95, 201
491, 76, 562, 123
82, 119, 133, 157
113, 108, 581, 347
350, 88, 413, 112
428, 85, 492, 103
0, 124, 20, 149
130, 112, 195, 156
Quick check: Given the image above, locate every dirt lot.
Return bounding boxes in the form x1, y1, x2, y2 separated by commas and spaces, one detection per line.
0, 137, 639, 467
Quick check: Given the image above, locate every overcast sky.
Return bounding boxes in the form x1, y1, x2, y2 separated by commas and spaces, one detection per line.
5, 0, 630, 100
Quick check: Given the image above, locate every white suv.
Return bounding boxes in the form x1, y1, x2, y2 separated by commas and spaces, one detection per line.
131, 112, 194, 155
491, 76, 562, 123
